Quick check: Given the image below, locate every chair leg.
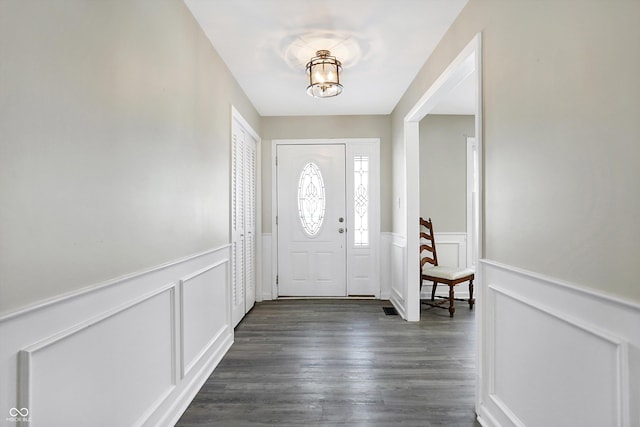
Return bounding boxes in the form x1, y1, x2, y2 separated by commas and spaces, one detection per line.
431, 281, 437, 301
448, 285, 455, 317
469, 279, 475, 310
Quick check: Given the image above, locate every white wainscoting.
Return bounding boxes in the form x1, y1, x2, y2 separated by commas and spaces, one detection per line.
379, 232, 393, 300
477, 259, 640, 427
389, 233, 407, 319
420, 232, 470, 299
0, 247, 233, 427
433, 232, 468, 268
262, 233, 273, 301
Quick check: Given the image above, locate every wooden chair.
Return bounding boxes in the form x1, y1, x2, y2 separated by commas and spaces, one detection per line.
420, 217, 475, 317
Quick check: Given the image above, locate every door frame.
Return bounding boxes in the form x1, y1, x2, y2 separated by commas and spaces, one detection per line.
402, 33, 483, 321
466, 136, 478, 270
271, 138, 380, 299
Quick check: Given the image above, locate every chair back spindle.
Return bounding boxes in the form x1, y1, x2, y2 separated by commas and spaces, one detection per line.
419, 217, 438, 268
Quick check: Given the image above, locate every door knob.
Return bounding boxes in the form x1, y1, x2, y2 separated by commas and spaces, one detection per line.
338, 228, 345, 233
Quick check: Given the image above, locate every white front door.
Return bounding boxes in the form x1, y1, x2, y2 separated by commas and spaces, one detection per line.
276, 144, 346, 296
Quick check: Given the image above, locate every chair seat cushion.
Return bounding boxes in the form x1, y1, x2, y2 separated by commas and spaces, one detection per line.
422, 265, 475, 281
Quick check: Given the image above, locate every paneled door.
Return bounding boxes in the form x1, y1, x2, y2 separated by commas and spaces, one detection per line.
276, 144, 346, 296
231, 117, 256, 327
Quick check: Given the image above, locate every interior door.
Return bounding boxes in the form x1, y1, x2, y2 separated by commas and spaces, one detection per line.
231, 119, 256, 327
244, 133, 256, 310
276, 144, 346, 296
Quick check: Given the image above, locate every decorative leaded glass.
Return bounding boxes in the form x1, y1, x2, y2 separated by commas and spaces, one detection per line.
298, 162, 326, 236
354, 156, 369, 246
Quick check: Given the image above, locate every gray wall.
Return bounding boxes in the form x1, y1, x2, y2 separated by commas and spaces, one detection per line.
419, 115, 474, 232
260, 115, 392, 233
0, 0, 259, 314
392, 0, 640, 302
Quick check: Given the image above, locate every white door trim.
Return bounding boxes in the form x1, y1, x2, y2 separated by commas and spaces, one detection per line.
271, 138, 380, 299
466, 136, 478, 269
402, 32, 483, 322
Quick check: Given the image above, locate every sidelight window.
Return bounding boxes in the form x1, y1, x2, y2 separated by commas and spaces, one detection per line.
354, 156, 369, 246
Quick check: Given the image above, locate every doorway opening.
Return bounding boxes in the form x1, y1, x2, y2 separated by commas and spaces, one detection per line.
418, 116, 477, 302
403, 33, 483, 322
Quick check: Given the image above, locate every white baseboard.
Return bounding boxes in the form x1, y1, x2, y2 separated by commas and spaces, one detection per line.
477, 259, 640, 427
155, 331, 232, 427
0, 247, 233, 427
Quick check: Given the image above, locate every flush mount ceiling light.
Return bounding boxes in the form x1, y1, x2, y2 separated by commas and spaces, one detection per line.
306, 50, 343, 98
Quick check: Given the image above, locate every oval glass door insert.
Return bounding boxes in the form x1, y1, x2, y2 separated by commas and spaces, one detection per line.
297, 162, 326, 236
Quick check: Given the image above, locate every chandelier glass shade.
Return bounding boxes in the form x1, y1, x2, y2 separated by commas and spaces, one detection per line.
306, 50, 343, 98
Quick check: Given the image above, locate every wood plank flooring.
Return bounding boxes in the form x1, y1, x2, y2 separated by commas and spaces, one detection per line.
176, 299, 480, 426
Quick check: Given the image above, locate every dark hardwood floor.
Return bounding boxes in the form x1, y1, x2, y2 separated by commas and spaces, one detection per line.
176, 299, 480, 426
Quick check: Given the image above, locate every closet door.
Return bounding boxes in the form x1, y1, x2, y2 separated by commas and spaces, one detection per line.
231, 118, 256, 327
231, 127, 245, 327
244, 135, 256, 311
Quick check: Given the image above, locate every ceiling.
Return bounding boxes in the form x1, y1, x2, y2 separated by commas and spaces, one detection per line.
184, 0, 472, 117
